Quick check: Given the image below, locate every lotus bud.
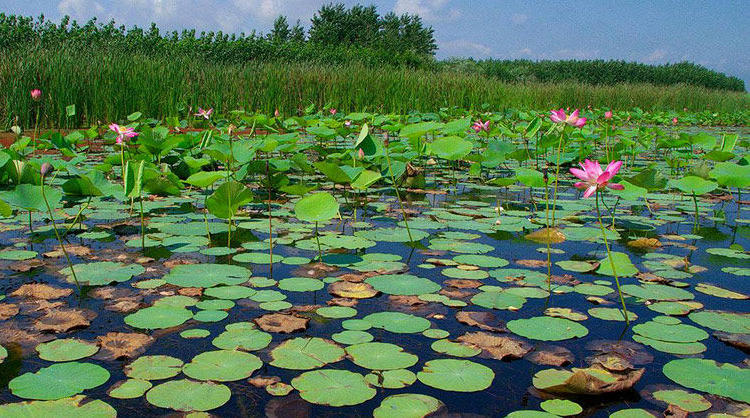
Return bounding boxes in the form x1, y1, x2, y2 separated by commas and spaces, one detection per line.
30, 89, 42, 101
40, 162, 53, 177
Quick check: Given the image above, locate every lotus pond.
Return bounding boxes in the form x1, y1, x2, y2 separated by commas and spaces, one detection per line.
0, 109, 748, 417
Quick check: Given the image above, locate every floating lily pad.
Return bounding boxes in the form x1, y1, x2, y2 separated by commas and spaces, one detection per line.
663, 358, 750, 402
365, 369, 417, 389
373, 393, 444, 418
212, 329, 272, 351
60, 262, 145, 286
417, 359, 494, 392
124, 306, 193, 330
270, 337, 345, 370
365, 274, 441, 295
0, 395, 116, 416
688, 310, 750, 333
507, 317, 588, 341
346, 342, 418, 370
10, 362, 110, 400
36, 339, 99, 362
291, 369, 375, 406
363, 311, 431, 334
108, 379, 152, 399
183, 350, 262, 381
540, 399, 583, 416
146, 379, 231, 412
652, 389, 711, 412
164, 263, 251, 287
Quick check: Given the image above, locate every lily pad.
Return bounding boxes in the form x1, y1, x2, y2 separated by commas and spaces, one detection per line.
291, 369, 375, 406
346, 342, 418, 370
270, 337, 345, 370
183, 350, 263, 381
507, 317, 588, 341
662, 358, 750, 402
146, 379, 231, 412
416, 359, 494, 392
373, 394, 444, 418
9, 362, 110, 400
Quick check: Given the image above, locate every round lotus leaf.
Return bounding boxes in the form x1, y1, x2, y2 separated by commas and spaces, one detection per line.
363, 311, 431, 334
621, 284, 694, 301
278, 277, 325, 292
60, 261, 145, 286
196, 299, 234, 310
453, 254, 509, 268
193, 310, 228, 323
183, 350, 262, 381
632, 335, 706, 355
556, 260, 597, 272
260, 301, 292, 311
504, 286, 549, 299
0, 250, 37, 260
181, 329, 210, 339
200, 246, 236, 256
146, 379, 231, 412
365, 274, 440, 295
589, 308, 636, 322
541, 399, 583, 416
203, 285, 256, 299
125, 306, 193, 330
291, 369, 375, 406
294, 192, 339, 222
250, 289, 287, 302
164, 263, 251, 287
431, 339, 481, 357
373, 393, 444, 418
609, 409, 657, 418
442, 267, 489, 280
471, 291, 526, 310
232, 252, 284, 264
133, 279, 166, 289
342, 319, 372, 331
281, 256, 311, 265
0, 345, 6, 363
663, 358, 750, 402
355, 227, 429, 242
333, 330, 374, 345
346, 342, 418, 370
689, 310, 750, 333
417, 359, 494, 392
9, 362, 110, 400
647, 301, 702, 316
36, 339, 99, 362
632, 320, 708, 343
108, 379, 152, 399
574, 283, 613, 296
423, 329, 450, 339
505, 411, 558, 418
270, 337, 345, 370
318, 234, 376, 249
124, 355, 184, 380
429, 239, 494, 254
212, 329, 271, 351
653, 389, 711, 412
0, 395, 116, 416
153, 295, 198, 307
316, 306, 357, 318
508, 317, 588, 341
596, 252, 638, 277
365, 369, 417, 389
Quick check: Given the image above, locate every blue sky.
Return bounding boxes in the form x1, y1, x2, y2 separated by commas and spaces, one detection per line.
4, 0, 749, 86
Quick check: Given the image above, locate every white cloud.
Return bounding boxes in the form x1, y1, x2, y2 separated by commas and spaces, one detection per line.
645, 48, 667, 62
441, 39, 492, 57
58, 0, 105, 17
394, 0, 460, 21
511, 13, 527, 25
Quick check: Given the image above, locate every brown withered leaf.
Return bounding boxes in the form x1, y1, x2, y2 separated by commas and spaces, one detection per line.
457, 331, 531, 360
44, 245, 91, 258
248, 376, 281, 388
627, 237, 662, 249
292, 262, 338, 278
585, 340, 653, 366
455, 311, 506, 333
96, 332, 154, 360
327, 298, 358, 307
388, 295, 427, 306
439, 288, 474, 299
0, 303, 20, 320
516, 259, 548, 268
254, 313, 309, 333
538, 364, 645, 395
445, 279, 483, 289
17, 300, 65, 314
11, 284, 73, 300
163, 258, 198, 269
265, 394, 311, 418
9, 259, 44, 272
177, 287, 203, 297
714, 331, 750, 353
34, 309, 93, 333
526, 345, 574, 367
0, 323, 55, 352
525, 228, 566, 244
104, 298, 143, 313
328, 281, 378, 299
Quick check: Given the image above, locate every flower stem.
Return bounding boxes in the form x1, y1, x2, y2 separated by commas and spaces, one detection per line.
315, 221, 323, 261
692, 192, 699, 231
551, 130, 565, 227
42, 179, 79, 291
595, 190, 629, 325
384, 143, 413, 241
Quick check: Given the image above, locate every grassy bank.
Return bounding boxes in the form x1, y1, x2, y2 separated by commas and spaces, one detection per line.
1, 47, 748, 129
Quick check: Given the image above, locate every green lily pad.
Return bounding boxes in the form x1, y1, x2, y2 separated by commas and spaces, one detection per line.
431, 339, 481, 357
60, 262, 145, 286
373, 393, 444, 418
688, 310, 750, 333
663, 358, 750, 402
278, 277, 325, 292
124, 305, 193, 330
0, 395, 116, 416
346, 342, 418, 370
291, 369, 375, 406
652, 389, 711, 412
363, 311, 431, 334
212, 329, 272, 351
183, 350, 262, 381
146, 379, 231, 412
108, 379, 152, 399
10, 362, 110, 400
365, 274, 441, 295
36, 339, 99, 362
540, 399, 583, 416
164, 263, 251, 287
417, 359, 494, 392
507, 317, 588, 341
124, 355, 184, 380
270, 337, 345, 370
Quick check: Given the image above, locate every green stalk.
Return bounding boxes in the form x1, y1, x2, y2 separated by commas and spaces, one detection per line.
315, 221, 323, 261
139, 194, 145, 251
544, 175, 551, 293
595, 190, 629, 325
42, 177, 79, 291
692, 192, 699, 231
384, 143, 413, 242
550, 129, 565, 227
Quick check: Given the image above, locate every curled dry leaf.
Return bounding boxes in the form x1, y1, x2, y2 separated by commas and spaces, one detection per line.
713, 331, 750, 353
177, 287, 203, 297
457, 331, 531, 360
34, 309, 93, 333
585, 340, 654, 366
627, 238, 662, 249
0, 303, 20, 320
327, 298, 358, 307
249, 376, 281, 388
455, 311, 507, 333
535, 363, 645, 395
9, 259, 44, 272
445, 279, 483, 289
292, 262, 338, 279
526, 345, 574, 367
44, 245, 91, 258
254, 313, 309, 333
328, 281, 378, 299
516, 259, 548, 268
96, 332, 154, 360
0, 323, 55, 352
11, 284, 73, 300
388, 295, 427, 307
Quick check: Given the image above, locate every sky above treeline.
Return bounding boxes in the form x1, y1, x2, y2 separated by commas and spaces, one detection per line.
5, 0, 749, 86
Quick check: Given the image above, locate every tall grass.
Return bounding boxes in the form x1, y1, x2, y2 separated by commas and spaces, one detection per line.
1, 47, 748, 129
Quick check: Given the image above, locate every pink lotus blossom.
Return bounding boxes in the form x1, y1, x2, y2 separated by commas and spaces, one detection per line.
357, 148, 365, 159
30, 89, 42, 101
195, 107, 213, 120
329, 108, 337, 115
672, 117, 678, 125
40, 162, 53, 177
549, 108, 586, 128
109, 123, 138, 145
471, 120, 490, 133
604, 110, 613, 119
274, 109, 280, 118
344, 120, 352, 128
570, 159, 624, 198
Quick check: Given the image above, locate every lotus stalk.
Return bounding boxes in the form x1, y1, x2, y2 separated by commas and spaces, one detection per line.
40, 163, 80, 291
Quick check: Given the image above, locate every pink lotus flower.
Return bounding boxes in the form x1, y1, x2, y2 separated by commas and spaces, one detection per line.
549, 108, 586, 128
604, 110, 613, 119
570, 159, 624, 198
357, 148, 365, 159
344, 120, 352, 128
274, 109, 280, 118
672, 117, 678, 125
195, 107, 213, 120
30, 89, 42, 101
109, 123, 138, 145
329, 108, 337, 115
40, 162, 53, 177
471, 120, 490, 133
